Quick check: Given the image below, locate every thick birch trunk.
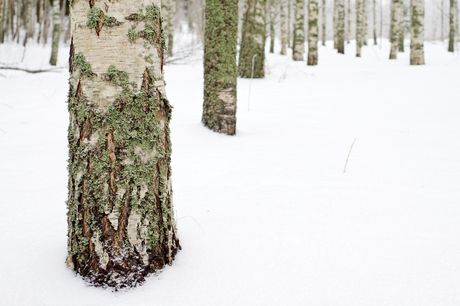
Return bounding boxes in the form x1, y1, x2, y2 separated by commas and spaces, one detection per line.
269, 0, 275, 53
336, 0, 344, 53
239, 0, 266, 78
398, 1, 404, 51
307, 0, 318, 64
322, 0, 326, 45
49, 0, 61, 65
410, 0, 424, 64
362, 0, 367, 45
333, 0, 338, 48
389, 0, 400, 59
162, 0, 176, 57
449, 0, 455, 51
66, 0, 180, 288
356, 0, 363, 56
281, 0, 287, 54
203, 0, 238, 135
347, 0, 351, 44
293, 0, 304, 60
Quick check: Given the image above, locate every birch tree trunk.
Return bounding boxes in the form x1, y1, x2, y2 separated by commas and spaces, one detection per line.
362, 0, 367, 45
336, 0, 344, 53
0, 0, 5, 43
162, 0, 176, 57
66, 0, 180, 288
389, 0, 400, 59
288, 0, 291, 47
307, 0, 318, 64
203, 0, 238, 135
333, 0, 338, 48
43, 0, 50, 44
356, 0, 363, 56
281, 0, 287, 54
347, 0, 351, 44
449, 0, 455, 51
239, 0, 266, 78
292, 0, 305, 60
49, 0, 61, 65
322, 0, 326, 46
269, 0, 275, 53
23, 0, 34, 46
410, 0, 424, 64
398, 1, 404, 51
373, 0, 377, 44
38, 0, 45, 43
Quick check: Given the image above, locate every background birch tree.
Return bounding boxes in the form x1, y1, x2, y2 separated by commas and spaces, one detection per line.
347, 0, 351, 43
281, 0, 287, 54
410, 0, 424, 64
398, 1, 404, 51
239, 0, 266, 78
337, 0, 344, 52
49, 0, 61, 65
322, 0, 326, 45
389, 0, 401, 59
356, 0, 363, 56
162, 0, 176, 56
333, 0, 338, 48
203, 0, 238, 134
269, 0, 275, 53
308, 0, 318, 64
448, 0, 456, 51
373, 0, 377, 44
66, 0, 180, 288
292, 0, 305, 60
363, 0, 368, 44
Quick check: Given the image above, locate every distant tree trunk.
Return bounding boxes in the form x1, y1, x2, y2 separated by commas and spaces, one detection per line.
322, 0, 326, 45
307, 0, 318, 64
23, 0, 34, 46
281, 0, 287, 54
288, 0, 291, 47
373, 0, 377, 44
398, 1, 404, 51
389, 0, 400, 59
449, 0, 455, 51
356, 0, 363, 56
43, 0, 50, 45
239, 0, 266, 78
49, 0, 61, 65
66, 0, 180, 288
441, 0, 444, 42
333, 0, 338, 48
37, 0, 45, 43
336, 0, 344, 53
0, 0, 5, 43
162, 0, 176, 57
347, 0, 351, 44
292, 0, 305, 60
362, 0, 367, 45
410, 0, 424, 64
203, 0, 238, 134
269, 0, 275, 53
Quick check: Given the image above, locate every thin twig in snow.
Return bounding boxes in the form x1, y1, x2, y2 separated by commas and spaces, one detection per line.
343, 138, 357, 173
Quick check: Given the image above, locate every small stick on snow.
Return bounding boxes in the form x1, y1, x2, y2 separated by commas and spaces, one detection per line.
343, 138, 357, 173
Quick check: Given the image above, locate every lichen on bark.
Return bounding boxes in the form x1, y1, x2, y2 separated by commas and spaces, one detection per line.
410, 0, 424, 64
292, 0, 305, 61
203, 0, 238, 135
307, 0, 319, 64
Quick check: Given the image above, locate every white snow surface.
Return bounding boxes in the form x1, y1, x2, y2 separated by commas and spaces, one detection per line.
0, 40, 459, 305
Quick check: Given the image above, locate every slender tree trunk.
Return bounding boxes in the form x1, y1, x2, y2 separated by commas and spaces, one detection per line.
49, 0, 61, 65
281, 0, 287, 54
362, 0, 367, 45
449, 0, 455, 51
347, 0, 351, 44
37, 0, 44, 43
67, 0, 180, 288
288, 0, 291, 47
333, 0, 338, 48
293, 0, 305, 60
203, 0, 238, 134
0, 0, 5, 43
239, 0, 266, 78
373, 0, 377, 44
441, 0, 444, 42
356, 0, 363, 56
389, 0, 400, 59
43, 0, 50, 45
269, 0, 275, 52
336, 0, 344, 53
9, 0, 14, 38
322, 0, 326, 45
23, 0, 34, 46
410, 0, 424, 64
398, 1, 404, 51
15, 0, 21, 42
455, 0, 459, 45
307, 0, 318, 63
162, 0, 176, 57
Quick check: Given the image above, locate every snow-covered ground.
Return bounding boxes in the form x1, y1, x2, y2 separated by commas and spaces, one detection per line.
1, 39, 459, 305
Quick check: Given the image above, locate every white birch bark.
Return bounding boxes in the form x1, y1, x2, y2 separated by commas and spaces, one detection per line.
347, 0, 351, 44
333, 0, 338, 48
322, 0, 326, 46
293, 0, 305, 60
336, 0, 344, 53
410, 0, 424, 64
389, 0, 400, 59
281, 0, 287, 54
269, 0, 275, 53
448, 0, 455, 50
356, 0, 363, 56
49, 0, 61, 65
373, 0, 377, 44
398, 0, 404, 51
362, 0, 368, 45
307, 0, 318, 64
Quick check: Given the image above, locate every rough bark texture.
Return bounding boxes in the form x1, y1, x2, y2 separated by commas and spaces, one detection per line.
373, 0, 377, 44
449, 0, 455, 51
356, 0, 363, 56
269, 0, 275, 53
347, 0, 351, 43
389, 0, 400, 59
203, 0, 238, 135
362, 0, 367, 45
49, 0, 61, 65
162, 0, 176, 57
307, 0, 318, 64
66, 0, 180, 288
333, 0, 338, 48
398, 1, 404, 51
322, 0, 326, 45
410, 0, 424, 64
239, 0, 266, 78
281, 0, 287, 54
292, 0, 304, 60
336, 0, 344, 53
